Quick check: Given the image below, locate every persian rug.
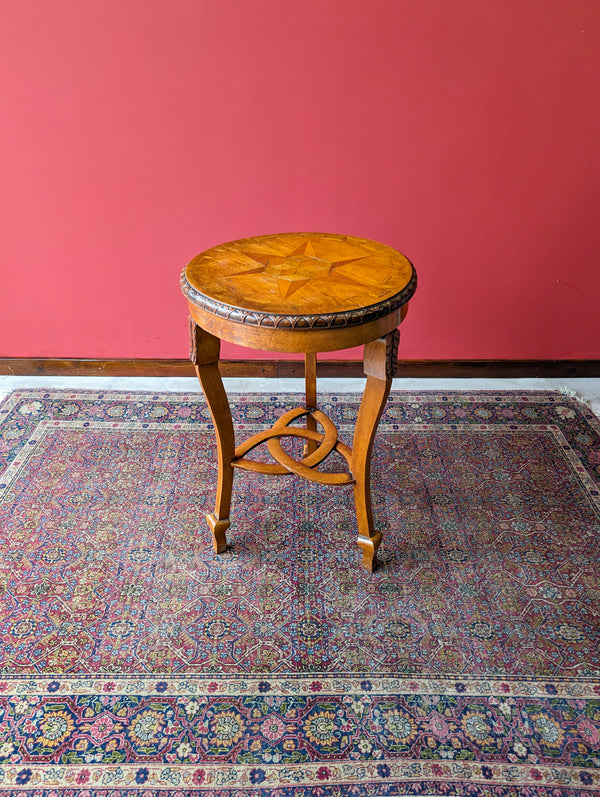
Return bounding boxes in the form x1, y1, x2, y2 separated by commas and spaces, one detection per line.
0, 388, 599, 796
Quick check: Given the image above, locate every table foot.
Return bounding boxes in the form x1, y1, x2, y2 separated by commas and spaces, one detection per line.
207, 512, 230, 554
357, 531, 383, 572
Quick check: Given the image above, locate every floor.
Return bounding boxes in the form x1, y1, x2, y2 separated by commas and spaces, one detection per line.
1, 375, 599, 418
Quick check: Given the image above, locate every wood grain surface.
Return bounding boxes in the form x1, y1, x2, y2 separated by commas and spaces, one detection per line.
182, 232, 416, 325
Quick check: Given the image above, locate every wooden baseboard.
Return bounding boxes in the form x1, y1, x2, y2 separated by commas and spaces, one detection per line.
0, 358, 599, 378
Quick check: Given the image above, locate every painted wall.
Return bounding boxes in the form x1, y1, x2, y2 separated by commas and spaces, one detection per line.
1, 0, 598, 361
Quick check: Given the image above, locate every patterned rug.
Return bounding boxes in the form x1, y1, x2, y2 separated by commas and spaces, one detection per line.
0, 388, 599, 795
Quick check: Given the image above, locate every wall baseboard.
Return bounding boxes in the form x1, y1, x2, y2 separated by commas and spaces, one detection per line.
1, 358, 599, 378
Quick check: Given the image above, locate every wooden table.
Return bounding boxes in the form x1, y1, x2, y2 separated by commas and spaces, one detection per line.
181, 232, 417, 571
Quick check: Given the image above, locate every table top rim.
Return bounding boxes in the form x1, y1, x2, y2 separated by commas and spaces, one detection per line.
181, 232, 417, 332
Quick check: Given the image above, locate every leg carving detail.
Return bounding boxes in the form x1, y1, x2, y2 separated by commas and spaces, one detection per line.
352, 330, 398, 571
189, 318, 235, 553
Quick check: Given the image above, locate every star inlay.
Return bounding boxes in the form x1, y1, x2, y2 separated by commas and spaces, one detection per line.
227, 240, 368, 300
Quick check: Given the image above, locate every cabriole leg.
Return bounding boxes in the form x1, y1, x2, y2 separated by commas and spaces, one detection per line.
189, 318, 235, 553
352, 329, 399, 571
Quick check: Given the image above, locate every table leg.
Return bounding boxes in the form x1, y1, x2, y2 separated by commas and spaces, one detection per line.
352, 329, 399, 572
304, 352, 318, 456
189, 319, 235, 554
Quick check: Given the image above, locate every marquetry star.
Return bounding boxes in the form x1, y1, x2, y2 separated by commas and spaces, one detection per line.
227, 240, 369, 300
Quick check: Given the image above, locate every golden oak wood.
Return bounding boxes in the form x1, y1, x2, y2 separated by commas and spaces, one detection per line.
183, 232, 417, 571
183, 232, 414, 315
187, 302, 406, 353
353, 331, 399, 571
304, 352, 318, 456
189, 321, 234, 554
182, 232, 416, 353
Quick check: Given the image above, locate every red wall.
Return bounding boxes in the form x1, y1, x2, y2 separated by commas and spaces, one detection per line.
1, 0, 598, 361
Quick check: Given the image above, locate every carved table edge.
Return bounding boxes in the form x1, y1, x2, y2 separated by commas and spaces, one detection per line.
180, 267, 417, 331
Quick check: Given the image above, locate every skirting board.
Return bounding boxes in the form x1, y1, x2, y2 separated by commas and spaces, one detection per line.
0, 358, 599, 378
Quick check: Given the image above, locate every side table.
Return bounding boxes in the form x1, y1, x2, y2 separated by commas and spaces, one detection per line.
180, 232, 417, 571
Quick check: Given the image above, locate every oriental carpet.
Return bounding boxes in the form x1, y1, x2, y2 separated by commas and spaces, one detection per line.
0, 389, 599, 795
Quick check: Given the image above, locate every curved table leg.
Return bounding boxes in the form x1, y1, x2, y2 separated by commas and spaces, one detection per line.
189, 319, 235, 554
352, 329, 399, 572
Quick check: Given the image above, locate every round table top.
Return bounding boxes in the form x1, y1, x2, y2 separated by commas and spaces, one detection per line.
181, 232, 416, 332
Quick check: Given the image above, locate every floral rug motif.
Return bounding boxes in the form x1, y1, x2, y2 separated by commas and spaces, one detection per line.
0, 389, 599, 795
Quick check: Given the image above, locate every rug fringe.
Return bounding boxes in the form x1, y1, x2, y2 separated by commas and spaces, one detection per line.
559, 385, 591, 407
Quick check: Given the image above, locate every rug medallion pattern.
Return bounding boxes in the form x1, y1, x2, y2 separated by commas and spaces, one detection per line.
0, 389, 599, 794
